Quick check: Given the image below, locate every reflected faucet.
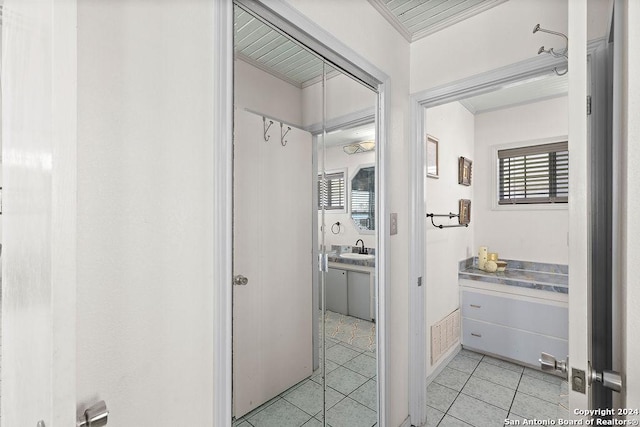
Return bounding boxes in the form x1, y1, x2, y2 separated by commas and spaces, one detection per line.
355, 239, 366, 254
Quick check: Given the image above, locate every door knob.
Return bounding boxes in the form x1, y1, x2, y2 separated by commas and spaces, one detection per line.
589, 363, 623, 392
233, 275, 248, 286
76, 400, 109, 427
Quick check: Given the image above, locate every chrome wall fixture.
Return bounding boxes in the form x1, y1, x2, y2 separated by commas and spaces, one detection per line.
280, 122, 291, 146
533, 23, 568, 76
260, 113, 294, 147
263, 117, 273, 141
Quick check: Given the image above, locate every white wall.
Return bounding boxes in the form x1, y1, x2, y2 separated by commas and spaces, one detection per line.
473, 96, 569, 264
320, 145, 376, 249
284, 1, 412, 424
410, 0, 568, 93
235, 59, 303, 127
76, 2, 214, 425
424, 102, 474, 376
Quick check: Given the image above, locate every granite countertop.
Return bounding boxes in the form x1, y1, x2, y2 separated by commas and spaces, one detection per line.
326, 245, 375, 268
458, 258, 568, 294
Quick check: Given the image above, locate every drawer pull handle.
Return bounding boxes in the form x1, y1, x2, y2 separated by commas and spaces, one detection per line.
471, 333, 482, 338
470, 304, 481, 308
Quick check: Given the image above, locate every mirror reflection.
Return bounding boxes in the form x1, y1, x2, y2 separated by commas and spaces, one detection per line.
350, 165, 375, 233
232, 3, 378, 426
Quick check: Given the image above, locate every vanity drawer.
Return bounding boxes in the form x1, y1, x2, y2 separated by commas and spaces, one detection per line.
462, 318, 568, 367
461, 290, 568, 339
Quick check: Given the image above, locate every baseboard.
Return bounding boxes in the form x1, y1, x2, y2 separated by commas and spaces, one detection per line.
399, 414, 412, 427
426, 344, 461, 386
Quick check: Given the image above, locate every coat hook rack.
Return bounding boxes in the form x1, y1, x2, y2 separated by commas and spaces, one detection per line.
533, 23, 568, 76
426, 213, 469, 229
281, 122, 291, 146
263, 117, 273, 141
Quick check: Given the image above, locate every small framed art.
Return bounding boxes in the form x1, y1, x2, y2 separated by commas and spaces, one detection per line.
427, 135, 439, 178
458, 156, 472, 186
459, 199, 471, 225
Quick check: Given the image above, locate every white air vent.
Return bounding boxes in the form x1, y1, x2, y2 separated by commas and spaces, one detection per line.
431, 309, 461, 365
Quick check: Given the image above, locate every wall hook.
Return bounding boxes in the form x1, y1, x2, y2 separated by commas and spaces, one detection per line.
281, 122, 291, 146
263, 117, 273, 141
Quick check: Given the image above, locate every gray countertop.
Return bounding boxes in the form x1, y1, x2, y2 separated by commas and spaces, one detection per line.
326, 246, 375, 268
459, 259, 568, 294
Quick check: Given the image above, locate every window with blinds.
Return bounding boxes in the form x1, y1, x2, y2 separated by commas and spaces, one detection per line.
318, 172, 345, 210
498, 142, 569, 205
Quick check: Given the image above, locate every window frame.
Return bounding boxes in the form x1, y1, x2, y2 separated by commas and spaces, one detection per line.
491, 137, 569, 211
318, 168, 347, 213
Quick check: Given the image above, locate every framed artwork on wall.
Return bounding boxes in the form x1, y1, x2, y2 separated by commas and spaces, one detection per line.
427, 135, 439, 178
458, 156, 472, 186
459, 199, 471, 225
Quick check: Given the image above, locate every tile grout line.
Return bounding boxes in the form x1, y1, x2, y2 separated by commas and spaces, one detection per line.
435, 353, 485, 427
507, 368, 525, 418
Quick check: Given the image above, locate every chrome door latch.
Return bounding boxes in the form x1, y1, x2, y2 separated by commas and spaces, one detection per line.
540, 353, 623, 393
233, 275, 249, 286
77, 400, 108, 427
539, 352, 568, 375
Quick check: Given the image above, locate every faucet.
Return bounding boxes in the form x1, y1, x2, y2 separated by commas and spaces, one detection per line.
355, 239, 366, 254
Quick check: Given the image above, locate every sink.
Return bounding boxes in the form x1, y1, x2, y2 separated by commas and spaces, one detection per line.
339, 253, 375, 260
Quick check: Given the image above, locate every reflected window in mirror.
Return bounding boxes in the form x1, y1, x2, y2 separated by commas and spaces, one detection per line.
318, 170, 346, 212
351, 165, 375, 232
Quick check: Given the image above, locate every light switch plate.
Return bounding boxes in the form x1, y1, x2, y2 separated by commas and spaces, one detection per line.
390, 213, 398, 235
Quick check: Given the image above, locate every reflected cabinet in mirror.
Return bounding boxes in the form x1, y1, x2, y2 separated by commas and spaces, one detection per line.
351, 165, 375, 233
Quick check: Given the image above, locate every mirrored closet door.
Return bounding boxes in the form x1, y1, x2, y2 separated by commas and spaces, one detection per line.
232, 3, 379, 425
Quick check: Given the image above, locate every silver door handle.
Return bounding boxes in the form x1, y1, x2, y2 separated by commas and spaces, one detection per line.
539, 352, 568, 374
77, 400, 108, 427
590, 365, 623, 392
233, 275, 249, 286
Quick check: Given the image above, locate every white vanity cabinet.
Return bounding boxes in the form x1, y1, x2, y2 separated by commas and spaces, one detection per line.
460, 283, 568, 367
326, 268, 348, 315
325, 264, 375, 321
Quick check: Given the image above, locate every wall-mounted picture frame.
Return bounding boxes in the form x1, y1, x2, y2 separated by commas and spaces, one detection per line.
459, 199, 471, 225
458, 156, 472, 186
427, 135, 439, 178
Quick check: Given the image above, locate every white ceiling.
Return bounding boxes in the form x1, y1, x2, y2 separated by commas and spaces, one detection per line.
367, 0, 508, 42
234, 2, 567, 117
234, 5, 325, 88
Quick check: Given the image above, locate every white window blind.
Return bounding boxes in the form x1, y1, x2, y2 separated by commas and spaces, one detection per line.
318, 172, 345, 210
351, 189, 373, 229
498, 142, 569, 205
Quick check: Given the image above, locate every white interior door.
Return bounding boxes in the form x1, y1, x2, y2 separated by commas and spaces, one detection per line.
1, 1, 77, 425
233, 109, 313, 418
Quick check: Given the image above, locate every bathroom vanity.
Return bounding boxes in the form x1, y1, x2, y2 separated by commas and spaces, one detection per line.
458, 259, 568, 368
323, 248, 375, 321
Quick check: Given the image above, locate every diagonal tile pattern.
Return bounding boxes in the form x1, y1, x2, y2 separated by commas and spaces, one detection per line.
427, 348, 569, 427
